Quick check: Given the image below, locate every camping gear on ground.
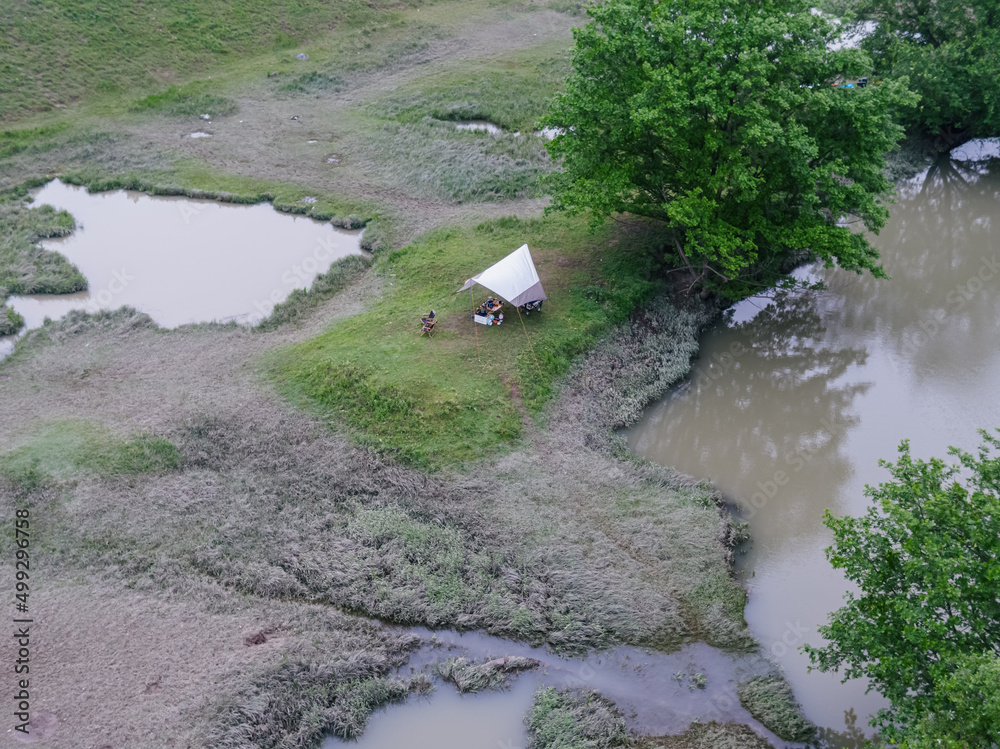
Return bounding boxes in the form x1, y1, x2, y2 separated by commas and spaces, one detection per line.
420, 310, 436, 337
519, 300, 543, 315
474, 297, 504, 321
459, 244, 547, 370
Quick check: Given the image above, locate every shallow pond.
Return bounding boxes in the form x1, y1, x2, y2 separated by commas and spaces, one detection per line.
626, 141, 1000, 737
0, 180, 362, 356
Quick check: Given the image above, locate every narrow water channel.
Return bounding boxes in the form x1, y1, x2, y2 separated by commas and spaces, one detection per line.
327, 628, 789, 749
627, 141, 1000, 736
0, 180, 362, 356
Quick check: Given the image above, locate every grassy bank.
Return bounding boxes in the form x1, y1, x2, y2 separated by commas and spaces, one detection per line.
737, 676, 816, 743
0, 198, 86, 327
0, 0, 463, 124
373, 42, 572, 132
527, 687, 777, 749
270, 213, 663, 469
0, 195, 87, 336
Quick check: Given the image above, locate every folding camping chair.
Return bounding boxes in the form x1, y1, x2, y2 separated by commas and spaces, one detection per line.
420, 317, 436, 337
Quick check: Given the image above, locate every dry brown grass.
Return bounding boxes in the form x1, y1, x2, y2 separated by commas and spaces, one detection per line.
637, 722, 776, 749
0, 574, 417, 749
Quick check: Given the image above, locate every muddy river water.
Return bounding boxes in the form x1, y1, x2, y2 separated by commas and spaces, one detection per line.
0, 180, 362, 356
627, 140, 1000, 736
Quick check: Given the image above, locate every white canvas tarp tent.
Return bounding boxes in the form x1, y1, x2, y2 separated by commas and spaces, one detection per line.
459, 244, 547, 308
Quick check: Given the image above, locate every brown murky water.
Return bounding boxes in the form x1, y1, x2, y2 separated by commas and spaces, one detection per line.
1, 180, 362, 354
627, 141, 1000, 736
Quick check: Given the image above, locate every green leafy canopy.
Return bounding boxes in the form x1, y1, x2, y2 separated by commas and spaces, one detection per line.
840, 0, 1000, 147
806, 430, 1000, 747
542, 0, 916, 299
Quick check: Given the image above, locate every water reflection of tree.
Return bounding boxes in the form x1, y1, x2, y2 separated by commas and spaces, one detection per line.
813, 153, 1000, 373
644, 289, 870, 535
814, 707, 875, 749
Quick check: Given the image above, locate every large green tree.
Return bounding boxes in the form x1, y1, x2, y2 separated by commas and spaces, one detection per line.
839, 0, 1000, 148
542, 0, 914, 299
806, 430, 1000, 747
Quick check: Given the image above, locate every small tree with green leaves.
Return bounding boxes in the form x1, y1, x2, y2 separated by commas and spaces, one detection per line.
806, 430, 1000, 747
542, 0, 915, 299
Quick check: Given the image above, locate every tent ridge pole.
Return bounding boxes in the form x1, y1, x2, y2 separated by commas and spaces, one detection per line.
471, 286, 480, 361
516, 305, 543, 378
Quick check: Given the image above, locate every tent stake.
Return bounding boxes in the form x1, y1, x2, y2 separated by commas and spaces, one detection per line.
516, 305, 543, 378
471, 286, 480, 361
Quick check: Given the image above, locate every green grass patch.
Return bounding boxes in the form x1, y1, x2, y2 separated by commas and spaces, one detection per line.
129, 82, 237, 118
0, 0, 455, 124
0, 305, 24, 336
527, 687, 629, 749
364, 119, 553, 203
343, 506, 532, 626
737, 676, 816, 743
373, 43, 572, 131
0, 200, 85, 301
0, 421, 181, 485
214, 661, 413, 748
268, 213, 664, 469
0, 123, 71, 158
273, 71, 346, 96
